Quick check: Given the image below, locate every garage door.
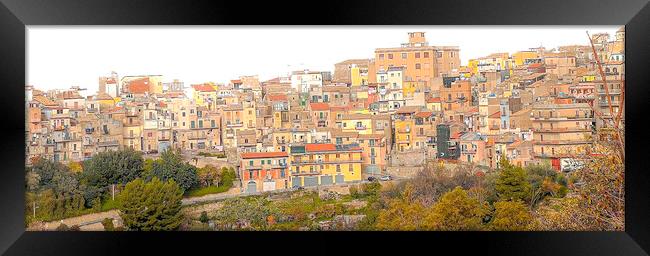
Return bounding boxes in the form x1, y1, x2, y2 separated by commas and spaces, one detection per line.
246, 181, 257, 193
320, 175, 333, 186
335, 174, 345, 184
292, 177, 302, 188
304, 176, 318, 187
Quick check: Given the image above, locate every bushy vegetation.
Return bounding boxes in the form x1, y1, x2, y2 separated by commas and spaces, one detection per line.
25, 148, 227, 227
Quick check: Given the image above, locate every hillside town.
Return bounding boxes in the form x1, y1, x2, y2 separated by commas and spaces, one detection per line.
25, 29, 624, 197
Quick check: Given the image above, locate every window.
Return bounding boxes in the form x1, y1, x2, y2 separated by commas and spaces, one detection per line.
336, 165, 341, 172
182, 112, 186, 117
401, 53, 407, 59
249, 160, 254, 166
451, 52, 454, 58
211, 120, 216, 127
379, 54, 384, 60
416, 63, 421, 69
437, 52, 442, 58
415, 52, 421, 58
198, 120, 203, 128
424, 52, 429, 58
191, 121, 195, 128
388, 54, 393, 59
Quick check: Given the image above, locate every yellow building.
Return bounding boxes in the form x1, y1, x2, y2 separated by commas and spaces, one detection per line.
467, 59, 479, 75
402, 80, 418, 99
289, 143, 363, 187
350, 65, 368, 87
340, 113, 374, 135
191, 84, 218, 109
512, 51, 538, 67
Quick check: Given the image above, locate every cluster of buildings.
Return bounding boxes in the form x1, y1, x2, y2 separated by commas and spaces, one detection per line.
26, 29, 625, 193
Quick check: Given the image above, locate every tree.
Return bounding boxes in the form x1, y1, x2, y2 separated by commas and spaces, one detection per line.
117, 177, 184, 231
409, 163, 481, 207
149, 148, 198, 192
526, 163, 567, 206
219, 167, 236, 187
422, 186, 485, 231
495, 157, 531, 202
82, 148, 144, 189
68, 161, 83, 173
489, 200, 533, 231
27, 157, 77, 193
101, 218, 115, 231
573, 142, 624, 230
213, 197, 277, 230
199, 211, 209, 223
197, 165, 221, 187
375, 184, 427, 231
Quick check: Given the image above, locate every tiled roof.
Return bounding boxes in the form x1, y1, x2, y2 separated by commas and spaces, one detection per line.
305, 143, 337, 152
240, 152, 288, 159
33, 95, 59, 107
192, 84, 215, 92
427, 97, 441, 103
127, 78, 150, 94
415, 111, 433, 118
488, 111, 501, 118
310, 102, 330, 111
268, 94, 287, 102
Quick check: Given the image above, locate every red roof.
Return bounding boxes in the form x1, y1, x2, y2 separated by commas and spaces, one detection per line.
415, 111, 433, 118
268, 94, 287, 102
231, 79, 242, 84
489, 111, 501, 118
305, 143, 337, 152
310, 102, 330, 111
330, 105, 350, 111
427, 97, 441, 103
192, 84, 215, 92
528, 63, 543, 68
126, 78, 150, 94
241, 152, 288, 159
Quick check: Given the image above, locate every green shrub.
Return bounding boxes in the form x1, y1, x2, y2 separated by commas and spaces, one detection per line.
102, 218, 115, 231
199, 211, 209, 223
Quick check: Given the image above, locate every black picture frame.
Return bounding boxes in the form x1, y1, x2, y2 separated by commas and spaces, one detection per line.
1, 0, 648, 255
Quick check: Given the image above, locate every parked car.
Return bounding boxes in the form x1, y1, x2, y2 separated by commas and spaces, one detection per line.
380, 175, 392, 181
367, 176, 377, 182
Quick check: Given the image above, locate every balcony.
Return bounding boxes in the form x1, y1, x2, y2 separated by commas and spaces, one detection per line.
290, 171, 321, 176
97, 140, 120, 147
355, 125, 367, 130
533, 127, 592, 133
226, 122, 243, 128
244, 164, 287, 170
461, 148, 477, 154
188, 134, 207, 140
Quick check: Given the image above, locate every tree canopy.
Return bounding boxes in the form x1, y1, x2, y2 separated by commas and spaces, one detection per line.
422, 186, 486, 231
495, 157, 531, 202
117, 177, 184, 231
82, 148, 144, 188
148, 148, 198, 192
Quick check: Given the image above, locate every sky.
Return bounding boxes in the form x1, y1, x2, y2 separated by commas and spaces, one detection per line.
27, 26, 621, 96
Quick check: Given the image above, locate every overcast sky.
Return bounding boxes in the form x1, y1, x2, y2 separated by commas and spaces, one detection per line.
27, 26, 620, 95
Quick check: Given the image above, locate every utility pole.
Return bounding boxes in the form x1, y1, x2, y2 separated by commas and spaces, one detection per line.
112, 184, 115, 201
33, 202, 36, 219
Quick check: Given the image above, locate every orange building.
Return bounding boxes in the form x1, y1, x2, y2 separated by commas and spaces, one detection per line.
374, 32, 460, 85
440, 80, 471, 111
240, 151, 290, 193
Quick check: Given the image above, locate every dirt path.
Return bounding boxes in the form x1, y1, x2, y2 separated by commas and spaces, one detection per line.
30, 210, 121, 231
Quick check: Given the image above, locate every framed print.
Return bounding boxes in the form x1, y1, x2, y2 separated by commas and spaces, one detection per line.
0, 0, 649, 255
